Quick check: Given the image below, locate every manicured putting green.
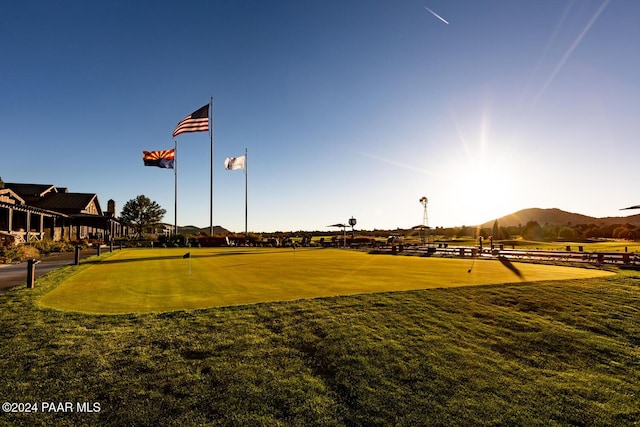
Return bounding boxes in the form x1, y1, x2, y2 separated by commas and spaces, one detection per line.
39, 248, 613, 314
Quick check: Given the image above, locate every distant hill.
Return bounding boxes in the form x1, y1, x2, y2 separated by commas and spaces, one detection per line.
481, 208, 640, 228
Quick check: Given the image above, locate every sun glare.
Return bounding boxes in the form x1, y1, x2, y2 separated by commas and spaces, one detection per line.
442, 105, 524, 227
452, 161, 518, 226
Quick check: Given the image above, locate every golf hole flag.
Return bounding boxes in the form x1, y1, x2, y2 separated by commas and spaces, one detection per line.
143, 149, 175, 169
224, 155, 246, 170
173, 104, 209, 137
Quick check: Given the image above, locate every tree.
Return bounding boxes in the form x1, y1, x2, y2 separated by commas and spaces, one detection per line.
557, 226, 578, 240
585, 227, 604, 239
521, 221, 543, 241
613, 226, 638, 240
499, 226, 511, 240
456, 225, 472, 238
492, 220, 502, 240
0, 177, 4, 189
120, 195, 166, 237
542, 223, 558, 241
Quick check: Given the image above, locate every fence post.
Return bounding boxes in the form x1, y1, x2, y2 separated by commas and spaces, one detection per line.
26, 259, 41, 289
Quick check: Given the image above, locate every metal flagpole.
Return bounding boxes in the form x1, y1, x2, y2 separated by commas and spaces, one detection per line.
209, 97, 214, 236
174, 140, 178, 236
244, 147, 248, 241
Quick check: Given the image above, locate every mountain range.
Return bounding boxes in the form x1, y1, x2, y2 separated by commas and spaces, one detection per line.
480, 208, 640, 229
175, 209, 640, 234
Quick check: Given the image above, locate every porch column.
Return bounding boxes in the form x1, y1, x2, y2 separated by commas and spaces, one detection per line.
39, 214, 44, 240
7, 206, 12, 233
26, 211, 31, 242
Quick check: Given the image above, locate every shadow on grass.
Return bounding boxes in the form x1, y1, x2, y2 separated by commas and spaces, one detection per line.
82, 248, 323, 266
497, 256, 525, 279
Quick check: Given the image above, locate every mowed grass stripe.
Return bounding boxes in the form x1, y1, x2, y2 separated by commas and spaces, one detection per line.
38, 248, 613, 314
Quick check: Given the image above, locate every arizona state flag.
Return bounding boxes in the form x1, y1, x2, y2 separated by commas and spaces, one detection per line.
143, 149, 175, 169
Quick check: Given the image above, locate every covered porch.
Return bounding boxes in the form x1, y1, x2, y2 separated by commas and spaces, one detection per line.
0, 201, 68, 244
0, 203, 128, 245
69, 214, 130, 243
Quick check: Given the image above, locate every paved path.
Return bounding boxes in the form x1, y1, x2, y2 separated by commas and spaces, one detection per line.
0, 249, 101, 292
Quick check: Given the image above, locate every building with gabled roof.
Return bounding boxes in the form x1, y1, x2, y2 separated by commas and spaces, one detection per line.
0, 182, 128, 245
1, 183, 57, 203
32, 192, 102, 215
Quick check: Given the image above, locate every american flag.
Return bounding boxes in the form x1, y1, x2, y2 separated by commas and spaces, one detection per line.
172, 104, 209, 137
143, 149, 175, 169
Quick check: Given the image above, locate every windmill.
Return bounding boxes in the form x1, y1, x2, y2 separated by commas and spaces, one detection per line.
420, 196, 429, 228
414, 196, 430, 245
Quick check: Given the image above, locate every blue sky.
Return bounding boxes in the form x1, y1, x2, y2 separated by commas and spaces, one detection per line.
2, 0, 639, 232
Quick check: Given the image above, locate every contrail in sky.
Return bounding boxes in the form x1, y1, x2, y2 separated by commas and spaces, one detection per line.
531, 0, 611, 107
518, 0, 575, 109
424, 6, 449, 25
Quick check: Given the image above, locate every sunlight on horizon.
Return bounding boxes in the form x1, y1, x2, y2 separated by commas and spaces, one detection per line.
428, 102, 527, 227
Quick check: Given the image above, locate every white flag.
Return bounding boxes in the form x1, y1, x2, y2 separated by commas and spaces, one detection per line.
224, 155, 246, 170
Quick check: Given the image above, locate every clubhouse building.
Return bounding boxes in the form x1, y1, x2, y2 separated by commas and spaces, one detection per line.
0, 182, 129, 245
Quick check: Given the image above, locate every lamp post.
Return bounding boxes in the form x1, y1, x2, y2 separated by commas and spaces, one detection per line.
348, 217, 357, 240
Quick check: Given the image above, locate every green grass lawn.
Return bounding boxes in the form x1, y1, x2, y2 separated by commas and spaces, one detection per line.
0, 258, 637, 426
38, 248, 613, 314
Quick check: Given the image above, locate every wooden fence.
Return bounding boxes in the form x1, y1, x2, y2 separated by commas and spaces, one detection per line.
371, 245, 640, 267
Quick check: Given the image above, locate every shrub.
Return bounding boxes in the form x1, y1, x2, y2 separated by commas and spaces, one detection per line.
0, 244, 40, 263
31, 239, 55, 254
20, 245, 40, 259
0, 246, 20, 263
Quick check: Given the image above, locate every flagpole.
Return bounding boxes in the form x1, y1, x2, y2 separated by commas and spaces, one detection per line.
174, 140, 178, 236
209, 96, 214, 236
244, 147, 248, 241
